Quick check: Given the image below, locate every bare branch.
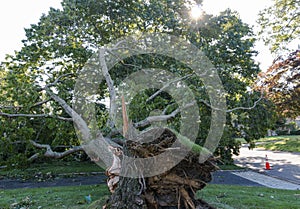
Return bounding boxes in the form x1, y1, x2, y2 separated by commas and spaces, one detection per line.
99, 48, 116, 128
108, 40, 127, 51
0, 105, 23, 110
162, 103, 177, 115
0, 112, 73, 121
45, 89, 91, 140
28, 153, 40, 162
227, 96, 263, 112
119, 62, 143, 69
146, 74, 193, 102
30, 99, 52, 108
53, 116, 73, 121
134, 102, 195, 128
199, 94, 264, 113
122, 95, 129, 136
30, 140, 84, 159
0, 99, 51, 111
106, 50, 143, 70
40, 73, 74, 90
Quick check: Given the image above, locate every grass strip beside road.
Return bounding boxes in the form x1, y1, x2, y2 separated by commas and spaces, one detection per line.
236, 135, 300, 152
0, 161, 102, 180
1, 184, 299, 209
255, 135, 300, 152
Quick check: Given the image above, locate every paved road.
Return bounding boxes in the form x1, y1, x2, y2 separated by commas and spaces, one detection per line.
233, 144, 300, 184
211, 170, 263, 187
0, 175, 107, 190
0, 171, 263, 190
1, 169, 299, 190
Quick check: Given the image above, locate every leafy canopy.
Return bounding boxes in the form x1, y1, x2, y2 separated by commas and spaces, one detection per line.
258, 0, 300, 53
0, 0, 276, 165
256, 50, 300, 117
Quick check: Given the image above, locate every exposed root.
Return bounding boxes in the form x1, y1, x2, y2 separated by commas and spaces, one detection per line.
105, 128, 217, 209
180, 187, 195, 209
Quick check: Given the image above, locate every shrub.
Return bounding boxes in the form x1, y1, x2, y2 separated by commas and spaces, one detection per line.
290, 130, 300, 135
276, 130, 290, 135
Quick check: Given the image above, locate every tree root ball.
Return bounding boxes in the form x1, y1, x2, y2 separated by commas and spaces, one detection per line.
104, 128, 218, 209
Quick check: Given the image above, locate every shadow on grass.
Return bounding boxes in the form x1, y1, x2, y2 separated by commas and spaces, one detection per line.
262, 138, 300, 152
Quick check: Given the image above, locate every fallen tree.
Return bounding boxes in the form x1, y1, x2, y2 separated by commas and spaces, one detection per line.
0, 1, 276, 208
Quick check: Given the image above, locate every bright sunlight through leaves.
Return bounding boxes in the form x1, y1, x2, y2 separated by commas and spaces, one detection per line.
190, 4, 203, 20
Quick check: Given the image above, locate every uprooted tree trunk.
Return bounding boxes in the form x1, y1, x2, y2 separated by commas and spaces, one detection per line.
104, 128, 217, 209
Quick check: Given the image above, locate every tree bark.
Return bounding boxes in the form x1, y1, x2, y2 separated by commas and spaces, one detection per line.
105, 176, 147, 209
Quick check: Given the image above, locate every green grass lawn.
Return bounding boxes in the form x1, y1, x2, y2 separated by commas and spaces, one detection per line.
218, 164, 245, 170
0, 160, 103, 180
235, 138, 247, 144
198, 185, 300, 209
235, 135, 300, 152
1, 184, 299, 209
255, 135, 300, 152
0, 184, 109, 209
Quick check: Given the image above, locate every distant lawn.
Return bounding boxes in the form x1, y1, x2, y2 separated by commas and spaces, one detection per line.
235, 135, 300, 152
0, 160, 103, 180
1, 184, 299, 209
255, 135, 300, 152
235, 137, 247, 144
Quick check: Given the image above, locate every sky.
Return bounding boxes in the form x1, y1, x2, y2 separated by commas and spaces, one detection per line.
0, 0, 275, 70
0, 0, 62, 61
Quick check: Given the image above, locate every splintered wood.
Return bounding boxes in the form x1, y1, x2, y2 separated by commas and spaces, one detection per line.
106, 146, 123, 193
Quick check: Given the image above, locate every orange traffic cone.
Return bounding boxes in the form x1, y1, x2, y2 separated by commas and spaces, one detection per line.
265, 155, 271, 170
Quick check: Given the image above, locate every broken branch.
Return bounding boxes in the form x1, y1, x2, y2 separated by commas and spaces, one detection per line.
0, 112, 73, 121
199, 94, 263, 113
146, 74, 193, 102
30, 140, 84, 159
134, 102, 195, 128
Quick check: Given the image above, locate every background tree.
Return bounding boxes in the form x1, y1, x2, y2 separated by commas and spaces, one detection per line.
256, 50, 300, 117
0, 1, 276, 207
258, 0, 300, 53
0, 0, 274, 166
257, 0, 299, 118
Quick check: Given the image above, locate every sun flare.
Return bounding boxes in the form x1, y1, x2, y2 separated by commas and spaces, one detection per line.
190, 5, 203, 20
